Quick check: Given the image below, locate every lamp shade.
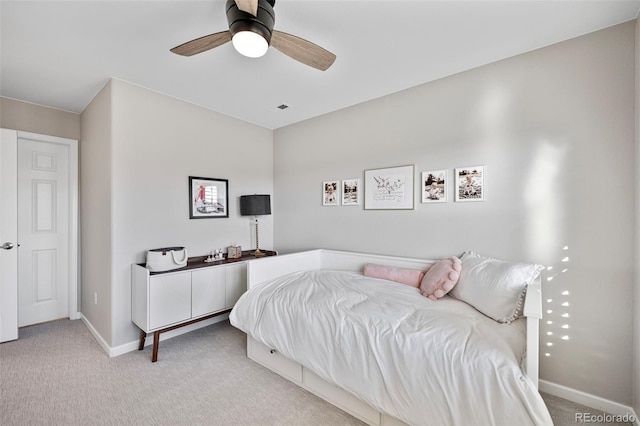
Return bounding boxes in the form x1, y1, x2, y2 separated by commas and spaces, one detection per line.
232, 31, 269, 58
240, 195, 271, 216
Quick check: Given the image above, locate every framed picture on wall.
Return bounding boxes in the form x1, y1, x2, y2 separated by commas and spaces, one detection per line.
341, 178, 360, 206
323, 180, 339, 206
421, 170, 447, 203
455, 166, 484, 202
189, 176, 229, 218
364, 165, 415, 210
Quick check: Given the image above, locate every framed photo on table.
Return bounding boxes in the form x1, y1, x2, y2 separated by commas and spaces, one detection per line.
364, 165, 415, 210
189, 176, 229, 218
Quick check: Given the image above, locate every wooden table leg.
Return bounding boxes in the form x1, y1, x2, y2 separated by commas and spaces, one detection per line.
138, 329, 146, 351
152, 330, 160, 362
143, 309, 232, 362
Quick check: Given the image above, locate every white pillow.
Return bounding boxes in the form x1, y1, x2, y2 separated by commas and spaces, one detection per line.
449, 251, 544, 323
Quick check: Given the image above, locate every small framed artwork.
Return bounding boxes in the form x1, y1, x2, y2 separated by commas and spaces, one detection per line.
323, 180, 339, 206
341, 178, 360, 206
189, 176, 229, 218
364, 165, 415, 210
455, 166, 484, 202
421, 170, 447, 203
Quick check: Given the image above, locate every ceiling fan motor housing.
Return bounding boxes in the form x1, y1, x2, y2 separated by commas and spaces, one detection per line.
226, 0, 276, 44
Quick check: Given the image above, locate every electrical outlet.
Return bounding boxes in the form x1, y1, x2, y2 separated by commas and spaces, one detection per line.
94, 292, 97, 305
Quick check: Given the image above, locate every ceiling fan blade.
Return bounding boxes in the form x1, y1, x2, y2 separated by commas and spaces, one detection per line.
271, 31, 336, 71
235, 0, 258, 16
170, 31, 232, 56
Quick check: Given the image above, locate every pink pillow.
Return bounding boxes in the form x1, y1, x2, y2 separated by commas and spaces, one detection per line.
363, 263, 426, 288
419, 257, 462, 300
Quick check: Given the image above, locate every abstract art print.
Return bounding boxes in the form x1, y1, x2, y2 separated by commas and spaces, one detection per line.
189, 176, 229, 218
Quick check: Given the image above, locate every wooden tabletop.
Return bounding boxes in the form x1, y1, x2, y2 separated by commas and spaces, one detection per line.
140, 250, 277, 275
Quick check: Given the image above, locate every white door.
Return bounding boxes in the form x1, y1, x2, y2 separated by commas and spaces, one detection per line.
17, 136, 70, 326
0, 129, 18, 342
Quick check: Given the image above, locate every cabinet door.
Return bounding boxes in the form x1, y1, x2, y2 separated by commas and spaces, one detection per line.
149, 273, 191, 330
225, 263, 247, 308
192, 268, 226, 318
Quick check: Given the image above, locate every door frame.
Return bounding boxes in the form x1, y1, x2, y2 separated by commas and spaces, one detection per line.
1, 129, 18, 341
17, 130, 79, 321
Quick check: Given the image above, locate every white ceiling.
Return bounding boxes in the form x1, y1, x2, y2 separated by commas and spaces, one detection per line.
1, 0, 639, 130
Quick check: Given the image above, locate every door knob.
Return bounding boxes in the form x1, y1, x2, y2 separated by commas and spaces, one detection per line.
1, 242, 14, 250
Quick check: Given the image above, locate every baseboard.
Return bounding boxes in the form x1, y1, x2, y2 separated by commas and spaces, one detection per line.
80, 312, 230, 358
109, 314, 230, 357
79, 313, 111, 356
540, 380, 638, 425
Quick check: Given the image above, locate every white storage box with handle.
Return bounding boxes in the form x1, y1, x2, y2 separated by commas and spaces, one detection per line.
145, 246, 188, 272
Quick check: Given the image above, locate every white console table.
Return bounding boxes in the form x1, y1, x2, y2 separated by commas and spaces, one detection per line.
131, 251, 276, 362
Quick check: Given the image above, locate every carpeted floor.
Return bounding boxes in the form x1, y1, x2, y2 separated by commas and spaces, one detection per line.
0, 319, 633, 425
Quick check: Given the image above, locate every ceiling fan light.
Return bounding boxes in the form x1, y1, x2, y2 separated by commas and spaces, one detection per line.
232, 31, 269, 58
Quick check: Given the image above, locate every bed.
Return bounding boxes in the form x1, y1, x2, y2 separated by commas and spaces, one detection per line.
229, 249, 552, 426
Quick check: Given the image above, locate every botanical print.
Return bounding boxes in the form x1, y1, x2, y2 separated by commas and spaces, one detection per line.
372, 174, 405, 203
455, 166, 484, 202
342, 178, 360, 206
422, 170, 447, 203
323, 180, 339, 206
364, 165, 414, 210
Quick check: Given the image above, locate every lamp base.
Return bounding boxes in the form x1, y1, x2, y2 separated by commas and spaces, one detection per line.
253, 248, 265, 257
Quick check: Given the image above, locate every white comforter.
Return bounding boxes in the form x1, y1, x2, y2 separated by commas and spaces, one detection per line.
230, 270, 552, 426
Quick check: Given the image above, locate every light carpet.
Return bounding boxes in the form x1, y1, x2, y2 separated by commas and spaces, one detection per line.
0, 319, 632, 425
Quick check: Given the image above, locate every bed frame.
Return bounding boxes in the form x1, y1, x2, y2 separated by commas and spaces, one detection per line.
244, 249, 542, 426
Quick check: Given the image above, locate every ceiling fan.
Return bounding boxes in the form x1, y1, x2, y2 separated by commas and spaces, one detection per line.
170, 0, 336, 71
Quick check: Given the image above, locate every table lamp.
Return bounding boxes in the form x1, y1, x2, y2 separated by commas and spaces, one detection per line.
239, 194, 271, 257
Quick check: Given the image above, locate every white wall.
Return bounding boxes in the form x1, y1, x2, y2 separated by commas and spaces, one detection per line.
633, 13, 640, 419
1, 96, 83, 314
79, 81, 113, 343
274, 22, 636, 405
1, 96, 81, 141
108, 79, 273, 347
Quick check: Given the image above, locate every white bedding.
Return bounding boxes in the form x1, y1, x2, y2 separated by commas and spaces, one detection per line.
230, 270, 552, 426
